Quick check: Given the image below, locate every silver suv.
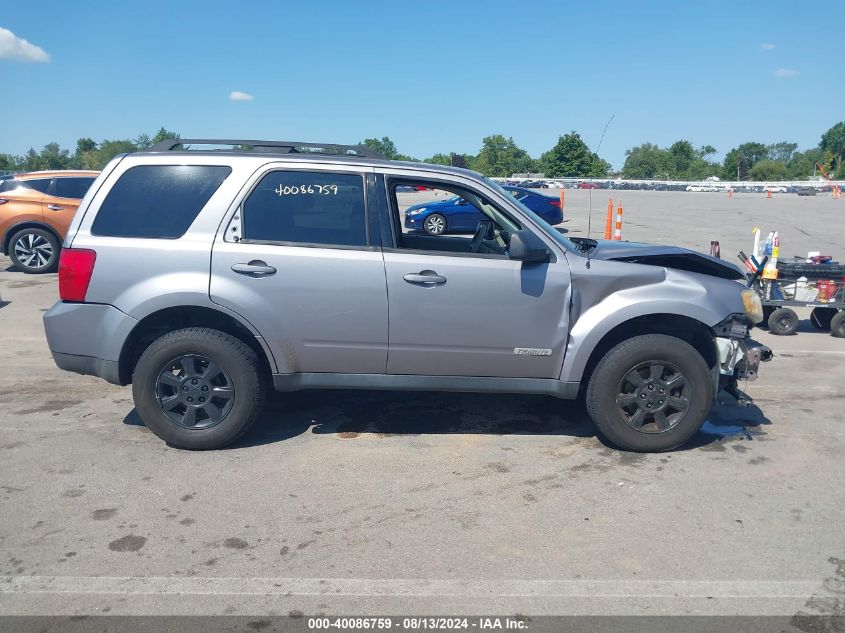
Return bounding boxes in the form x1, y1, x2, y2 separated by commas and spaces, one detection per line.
43, 139, 771, 451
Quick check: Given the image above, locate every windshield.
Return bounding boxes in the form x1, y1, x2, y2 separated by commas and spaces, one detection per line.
484, 177, 582, 254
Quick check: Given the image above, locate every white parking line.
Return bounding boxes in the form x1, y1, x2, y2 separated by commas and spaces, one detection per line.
0, 576, 820, 598
773, 350, 845, 355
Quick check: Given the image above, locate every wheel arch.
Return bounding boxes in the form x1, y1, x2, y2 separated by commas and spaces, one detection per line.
2, 221, 62, 255
572, 313, 718, 396
118, 305, 276, 385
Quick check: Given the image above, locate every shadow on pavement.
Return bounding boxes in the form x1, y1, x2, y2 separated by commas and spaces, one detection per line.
122, 388, 774, 452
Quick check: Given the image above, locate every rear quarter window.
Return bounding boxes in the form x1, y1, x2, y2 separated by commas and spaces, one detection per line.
91, 165, 231, 239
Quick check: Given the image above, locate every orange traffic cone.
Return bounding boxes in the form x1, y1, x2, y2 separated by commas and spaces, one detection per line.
728, 189, 733, 198
604, 198, 613, 240
767, 189, 772, 198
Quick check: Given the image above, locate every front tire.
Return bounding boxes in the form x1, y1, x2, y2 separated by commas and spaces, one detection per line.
585, 334, 712, 452
767, 307, 799, 335
9, 228, 61, 274
132, 327, 266, 450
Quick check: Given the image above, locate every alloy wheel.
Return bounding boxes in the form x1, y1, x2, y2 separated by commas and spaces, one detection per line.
14, 233, 54, 269
615, 361, 691, 433
155, 354, 235, 429
424, 215, 446, 235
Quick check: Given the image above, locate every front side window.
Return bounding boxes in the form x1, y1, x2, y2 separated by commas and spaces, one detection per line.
92, 165, 231, 239
53, 177, 95, 200
390, 179, 520, 256
241, 171, 367, 247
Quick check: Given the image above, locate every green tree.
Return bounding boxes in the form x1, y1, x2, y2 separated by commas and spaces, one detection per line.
0, 154, 21, 173
151, 127, 180, 145
21, 148, 45, 171
668, 140, 696, 177
749, 160, 787, 181
362, 136, 398, 159
424, 152, 474, 168
621, 143, 670, 179
71, 138, 97, 169
473, 135, 537, 177
540, 132, 608, 178
424, 153, 451, 165
785, 148, 822, 179
723, 142, 769, 180
37, 143, 71, 170
83, 140, 138, 170
820, 121, 845, 174
766, 141, 798, 163
360, 136, 416, 161
697, 145, 717, 159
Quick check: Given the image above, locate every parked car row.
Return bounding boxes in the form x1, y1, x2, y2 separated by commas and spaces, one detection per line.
0, 170, 99, 273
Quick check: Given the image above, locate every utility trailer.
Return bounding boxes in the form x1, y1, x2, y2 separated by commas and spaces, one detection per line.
745, 258, 845, 337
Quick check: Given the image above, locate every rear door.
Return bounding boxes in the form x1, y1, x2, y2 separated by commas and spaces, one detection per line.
210, 164, 388, 375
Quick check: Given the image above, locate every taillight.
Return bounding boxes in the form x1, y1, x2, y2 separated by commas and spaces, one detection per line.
58, 248, 97, 302
549, 199, 561, 207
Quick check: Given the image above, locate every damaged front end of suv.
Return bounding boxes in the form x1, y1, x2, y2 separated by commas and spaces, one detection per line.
565, 237, 773, 408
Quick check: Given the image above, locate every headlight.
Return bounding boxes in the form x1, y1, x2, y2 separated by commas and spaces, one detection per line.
741, 289, 764, 324
408, 207, 425, 215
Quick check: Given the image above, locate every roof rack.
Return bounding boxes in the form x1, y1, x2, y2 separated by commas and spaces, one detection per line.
147, 138, 385, 159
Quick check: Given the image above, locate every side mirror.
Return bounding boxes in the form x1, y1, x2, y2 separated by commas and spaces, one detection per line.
508, 230, 549, 263
456, 198, 467, 205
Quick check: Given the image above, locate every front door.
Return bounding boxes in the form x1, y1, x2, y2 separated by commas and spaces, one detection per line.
210, 166, 388, 375
382, 175, 571, 379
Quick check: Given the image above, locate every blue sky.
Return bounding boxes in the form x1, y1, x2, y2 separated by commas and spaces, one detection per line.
1, 0, 841, 169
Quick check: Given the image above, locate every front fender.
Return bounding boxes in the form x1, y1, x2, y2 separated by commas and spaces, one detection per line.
559, 258, 745, 382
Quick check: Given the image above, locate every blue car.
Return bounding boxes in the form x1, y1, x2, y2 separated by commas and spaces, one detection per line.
404, 185, 563, 235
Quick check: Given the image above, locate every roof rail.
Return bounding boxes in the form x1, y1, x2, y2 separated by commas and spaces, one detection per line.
147, 138, 385, 159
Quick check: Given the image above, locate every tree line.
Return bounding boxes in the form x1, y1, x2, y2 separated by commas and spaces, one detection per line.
3, 122, 843, 181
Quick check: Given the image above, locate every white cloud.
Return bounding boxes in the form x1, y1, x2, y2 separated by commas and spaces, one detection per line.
774, 68, 799, 78
0, 27, 50, 62
229, 91, 254, 102
760, 43, 776, 50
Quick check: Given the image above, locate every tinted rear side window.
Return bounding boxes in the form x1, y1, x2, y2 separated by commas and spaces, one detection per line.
242, 171, 367, 247
53, 177, 95, 199
92, 165, 231, 239
20, 178, 52, 194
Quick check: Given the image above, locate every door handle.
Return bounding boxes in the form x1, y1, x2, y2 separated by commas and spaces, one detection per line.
231, 260, 277, 277
47, 204, 62, 211
403, 270, 446, 286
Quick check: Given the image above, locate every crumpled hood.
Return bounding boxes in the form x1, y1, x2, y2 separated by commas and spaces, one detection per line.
588, 240, 745, 280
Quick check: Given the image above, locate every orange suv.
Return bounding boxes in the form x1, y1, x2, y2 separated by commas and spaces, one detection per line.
0, 170, 99, 273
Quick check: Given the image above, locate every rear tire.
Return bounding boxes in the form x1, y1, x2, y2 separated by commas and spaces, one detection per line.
830, 311, 845, 338
767, 307, 799, 335
9, 228, 60, 274
810, 307, 836, 331
132, 327, 266, 450
585, 334, 712, 452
